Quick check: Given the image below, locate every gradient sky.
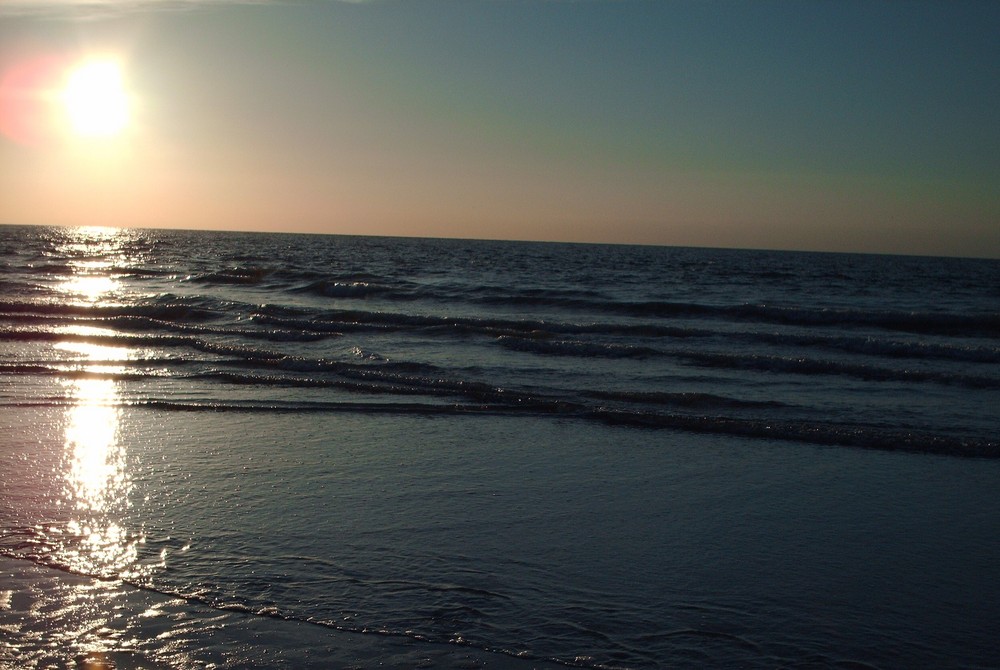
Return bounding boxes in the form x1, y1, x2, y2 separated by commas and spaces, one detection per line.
1, 0, 997, 257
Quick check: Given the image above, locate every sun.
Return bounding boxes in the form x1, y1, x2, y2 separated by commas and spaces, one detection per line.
62, 60, 130, 138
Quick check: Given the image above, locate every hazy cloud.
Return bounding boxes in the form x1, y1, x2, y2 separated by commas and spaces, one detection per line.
0, 0, 593, 14
0, 0, 292, 17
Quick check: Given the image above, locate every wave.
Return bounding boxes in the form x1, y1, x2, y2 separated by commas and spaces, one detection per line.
0, 363, 175, 381
250, 309, 713, 340
744, 330, 1000, 364
681, 351, 1000, 389
583, 408, 998, 457
3, 329, 994, 425
69, 398, 1000, 458
184, 267, 273, 285
616, 302, 1000, 338
584, 390, 787, 410
464, 284, 609, 304
293, 279, 417, 300
460, 295, 1000, 338
0, 326, 319, 352
5, 365, 994, 458
197, 370, 456, 397
0, 279, 48, 296
17, 261, 77, 275
496, 335, 661, 359
7, 299, 996, 367
110, 315, 332, 342
250, 308, 1000, 363
0, 295, 224, 322
6, 261, 175, 280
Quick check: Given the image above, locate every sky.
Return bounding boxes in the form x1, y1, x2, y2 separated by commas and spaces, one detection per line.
0, 0, 997, 257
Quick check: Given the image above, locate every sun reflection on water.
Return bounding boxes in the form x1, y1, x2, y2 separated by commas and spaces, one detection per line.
54, 226, 132, 303
61, 274, 120, 301
66, 378, 122, 511
58, 329, 150, 579
51, 226, 156, 580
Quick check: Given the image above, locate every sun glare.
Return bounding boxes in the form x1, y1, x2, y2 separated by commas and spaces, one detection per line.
63, 60, 129, 138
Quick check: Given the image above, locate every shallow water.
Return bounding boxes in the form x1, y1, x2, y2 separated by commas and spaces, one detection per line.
2, 225, 999, 668
3, 406, 999, 668
0, 556, 563, 670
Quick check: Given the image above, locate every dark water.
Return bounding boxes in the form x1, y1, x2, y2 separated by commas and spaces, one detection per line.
1, 224, 999, 668
2, 225, 997, 455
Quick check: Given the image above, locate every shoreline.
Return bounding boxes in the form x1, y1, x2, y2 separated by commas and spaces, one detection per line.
0, 555, 565, 670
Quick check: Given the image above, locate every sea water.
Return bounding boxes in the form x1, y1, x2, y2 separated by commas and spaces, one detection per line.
1, 224, 998, 668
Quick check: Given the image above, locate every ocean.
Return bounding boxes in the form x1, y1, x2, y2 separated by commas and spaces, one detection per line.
1, 224, 998, 669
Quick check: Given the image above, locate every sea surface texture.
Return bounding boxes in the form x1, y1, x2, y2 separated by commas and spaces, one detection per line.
1, 224, 998, 668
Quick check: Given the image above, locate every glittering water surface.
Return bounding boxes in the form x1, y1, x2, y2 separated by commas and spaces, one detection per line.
1, 225, 998, 668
